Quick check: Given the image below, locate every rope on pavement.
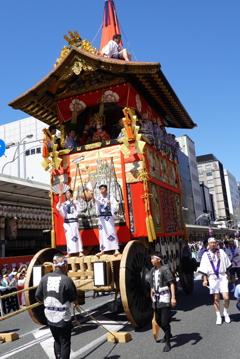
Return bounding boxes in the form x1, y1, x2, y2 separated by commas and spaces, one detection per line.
73, 304, 118, 341
73, 305, 82, 328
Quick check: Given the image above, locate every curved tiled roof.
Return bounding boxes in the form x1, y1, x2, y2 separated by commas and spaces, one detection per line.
9, 47, 196, 129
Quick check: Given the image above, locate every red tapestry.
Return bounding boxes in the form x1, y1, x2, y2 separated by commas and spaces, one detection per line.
160, 187, 178, 233
57, 83, 164, 124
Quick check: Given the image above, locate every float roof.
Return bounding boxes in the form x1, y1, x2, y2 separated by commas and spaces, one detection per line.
9, 47, 196, 129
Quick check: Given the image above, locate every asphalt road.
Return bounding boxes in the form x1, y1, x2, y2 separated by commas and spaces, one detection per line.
1, 276, 240, 359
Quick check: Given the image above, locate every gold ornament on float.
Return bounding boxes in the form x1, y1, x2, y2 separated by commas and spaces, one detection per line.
54, 30, 100, 67
119, 108, 146, 158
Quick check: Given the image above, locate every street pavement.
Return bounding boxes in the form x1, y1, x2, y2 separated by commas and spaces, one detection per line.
1, 276, 240, 359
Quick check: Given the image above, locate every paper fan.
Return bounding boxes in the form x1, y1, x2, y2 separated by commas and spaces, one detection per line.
85, 180, 95, 191
51, 183, 70, 194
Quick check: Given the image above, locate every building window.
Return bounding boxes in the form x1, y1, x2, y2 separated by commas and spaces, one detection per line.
198, 174, 203, 177
205, 164, 211, 169
206, 172, 212, 176
198, 166, 202, 171
36, 147, 41, 154
209, 187, 214, 191
31, 149, 35, 155
25, 150, 30, 156
207, 179, 213, 184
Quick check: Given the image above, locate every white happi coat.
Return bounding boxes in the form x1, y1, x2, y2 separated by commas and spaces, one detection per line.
102, 40, 123, 57
198, 248, 231, 278
225, 246, 240, 268
57, 200, 83, 254
95, 194, 119, 252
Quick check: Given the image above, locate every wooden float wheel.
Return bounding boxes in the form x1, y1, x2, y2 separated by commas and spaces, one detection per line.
25, 247, 62, 325
119, 240, 152, 328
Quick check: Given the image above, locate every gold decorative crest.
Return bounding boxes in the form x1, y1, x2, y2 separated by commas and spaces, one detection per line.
54, 30, 100, 67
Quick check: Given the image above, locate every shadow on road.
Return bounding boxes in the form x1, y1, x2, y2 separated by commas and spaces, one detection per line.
171, 332, 202, 348
72, 323, 98, 336
228, 312, 240, 322
176, 279, 213, 312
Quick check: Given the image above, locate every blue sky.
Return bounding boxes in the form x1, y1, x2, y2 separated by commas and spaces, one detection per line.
1, 1, 240, 179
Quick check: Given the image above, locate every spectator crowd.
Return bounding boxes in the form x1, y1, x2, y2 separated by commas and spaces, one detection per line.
0, 263, 28, 306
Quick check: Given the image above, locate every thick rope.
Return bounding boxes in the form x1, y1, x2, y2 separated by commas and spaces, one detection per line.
0, 285, 38, 300
0, 301, 42, 321
75, 279, 93, 289
73, 306, 82, 329
74, 304, 118, 340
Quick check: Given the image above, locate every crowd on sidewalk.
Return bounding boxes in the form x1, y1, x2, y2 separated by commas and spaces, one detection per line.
0, 263, 28, 305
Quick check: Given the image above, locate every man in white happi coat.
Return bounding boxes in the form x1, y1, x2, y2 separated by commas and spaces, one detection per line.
57, 189, 84, 257
91, 184, 120, 256
102, 34, 131, 61
225, 239, 240, 292
198, 237, 232, 325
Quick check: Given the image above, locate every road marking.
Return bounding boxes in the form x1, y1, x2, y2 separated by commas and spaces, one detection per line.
38, 316, 128, 359
0, 333, 52, 359
71, 319, 129, 359
33, 327, 50, 339
40, 338, 55, 359
1, 302, 125, 358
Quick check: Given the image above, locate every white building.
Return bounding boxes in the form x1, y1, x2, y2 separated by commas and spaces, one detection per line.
224, 169, 240, 225
177, 151, 195, 224
0, 117, 54, 184
176, 135, 203, 223
196, 154, 230, 221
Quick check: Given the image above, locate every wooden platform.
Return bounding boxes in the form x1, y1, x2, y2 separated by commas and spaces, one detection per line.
67, 254, 122, 292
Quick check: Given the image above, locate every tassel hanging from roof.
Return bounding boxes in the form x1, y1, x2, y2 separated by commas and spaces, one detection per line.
139, 155, 156, 242
119, 107, 146, 158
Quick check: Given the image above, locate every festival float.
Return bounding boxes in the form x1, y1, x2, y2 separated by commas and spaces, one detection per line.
7, 0, 198, 328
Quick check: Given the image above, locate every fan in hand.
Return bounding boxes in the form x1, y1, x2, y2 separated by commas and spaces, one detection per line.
51, 183, 70, 194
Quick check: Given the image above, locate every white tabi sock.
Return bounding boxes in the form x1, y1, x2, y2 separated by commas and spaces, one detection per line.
216, 312, 222, 325
223, 308, 231, 323
223, 308, 228, 316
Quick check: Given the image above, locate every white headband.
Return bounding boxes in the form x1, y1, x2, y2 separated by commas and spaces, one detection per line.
54, 258, 68, 267
152, 255, 161, 260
